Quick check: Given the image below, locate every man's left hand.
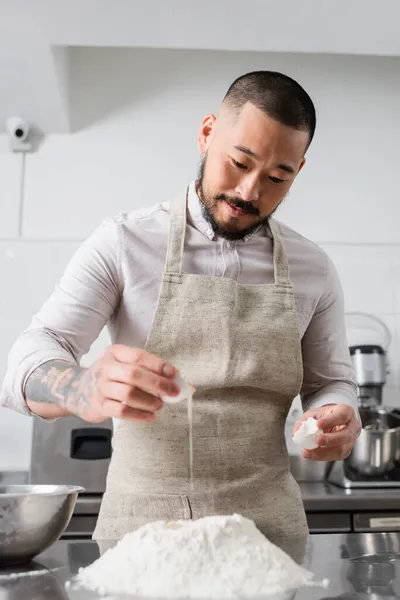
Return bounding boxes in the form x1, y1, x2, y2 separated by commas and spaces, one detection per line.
293, 404, 361, 462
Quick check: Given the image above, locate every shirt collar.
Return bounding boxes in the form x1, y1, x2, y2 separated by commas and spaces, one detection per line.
187, 180, 269, 243
187, 181, 214, 240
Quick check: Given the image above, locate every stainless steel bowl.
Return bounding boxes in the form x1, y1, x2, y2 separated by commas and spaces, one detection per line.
0, 485, 84, 566
347, 407, 400, 476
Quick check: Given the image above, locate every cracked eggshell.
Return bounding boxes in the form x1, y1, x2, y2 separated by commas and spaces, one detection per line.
161, 373, 195, 404
292, 417, 322, 451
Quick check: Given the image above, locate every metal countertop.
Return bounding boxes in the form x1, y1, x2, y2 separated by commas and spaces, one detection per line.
2, 471, 400, 512
300, 481, 400, 512
1, 533, 400, 599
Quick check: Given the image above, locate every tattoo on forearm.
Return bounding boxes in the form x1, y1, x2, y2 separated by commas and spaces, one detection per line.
25, 361, 99, 414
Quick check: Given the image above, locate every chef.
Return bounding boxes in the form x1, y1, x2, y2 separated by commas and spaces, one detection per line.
1, 70, 360, 563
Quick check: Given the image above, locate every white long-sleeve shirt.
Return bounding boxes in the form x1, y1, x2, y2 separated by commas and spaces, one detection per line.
1, 181, 358, 417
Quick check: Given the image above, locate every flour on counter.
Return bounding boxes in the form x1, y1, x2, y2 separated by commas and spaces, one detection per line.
74, 514, 321, 598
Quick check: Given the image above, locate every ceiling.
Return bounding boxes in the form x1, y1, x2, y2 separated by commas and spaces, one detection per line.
1, 0, 400, 134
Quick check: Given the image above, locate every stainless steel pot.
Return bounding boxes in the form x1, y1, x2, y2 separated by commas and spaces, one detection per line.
347, 407, 400, 476
392, 409, 400, 464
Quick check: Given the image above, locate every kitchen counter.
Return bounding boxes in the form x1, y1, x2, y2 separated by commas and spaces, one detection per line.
2, 470, 400, 511
300, 481, 400, 511
1, 533, 400, 599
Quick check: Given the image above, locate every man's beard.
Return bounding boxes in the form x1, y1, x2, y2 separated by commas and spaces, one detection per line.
196, 154, 281, 241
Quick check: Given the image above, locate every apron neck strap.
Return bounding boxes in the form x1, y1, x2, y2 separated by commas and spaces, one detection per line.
268, 219, 291, 285
165, 188, 189, 274
165, 188, 291, 285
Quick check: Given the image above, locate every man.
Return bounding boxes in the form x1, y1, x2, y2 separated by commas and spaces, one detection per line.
1, 71, 360, 563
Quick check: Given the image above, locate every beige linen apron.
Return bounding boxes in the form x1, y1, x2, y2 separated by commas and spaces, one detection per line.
93, 188, 308, 563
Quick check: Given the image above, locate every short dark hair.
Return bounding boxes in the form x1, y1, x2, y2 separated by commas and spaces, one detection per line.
223, 71, 316, 149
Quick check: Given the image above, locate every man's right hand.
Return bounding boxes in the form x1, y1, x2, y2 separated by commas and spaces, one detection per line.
25, 345, 180, 423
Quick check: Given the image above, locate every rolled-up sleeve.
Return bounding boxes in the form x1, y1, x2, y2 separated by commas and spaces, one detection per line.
300, 254, 359, 419
0, 218, 122, 416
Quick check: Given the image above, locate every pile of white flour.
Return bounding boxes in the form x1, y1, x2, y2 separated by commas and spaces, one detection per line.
75, 514, 320, 598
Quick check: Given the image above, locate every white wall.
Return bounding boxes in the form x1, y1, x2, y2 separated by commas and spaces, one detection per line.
1, 48, 400, 470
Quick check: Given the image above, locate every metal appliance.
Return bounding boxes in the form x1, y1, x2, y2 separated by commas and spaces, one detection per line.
328, 408, 400, 488
30, 415, 113, 538
328, 313, 400, 489
350, 344, 387, 407
329, 404, 400, 489
328, 459, 400, 489
346, 312, 391, 408
347, 407, 400, 476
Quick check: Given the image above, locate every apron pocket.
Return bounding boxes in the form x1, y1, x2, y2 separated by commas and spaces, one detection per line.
93, 493, 192, 540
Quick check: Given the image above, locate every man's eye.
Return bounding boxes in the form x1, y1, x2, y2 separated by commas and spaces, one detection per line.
270, 176, 285, 184
231, 159, 247, 170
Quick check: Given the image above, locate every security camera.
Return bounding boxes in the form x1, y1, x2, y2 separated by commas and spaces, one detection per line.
6, 117, 30, 141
